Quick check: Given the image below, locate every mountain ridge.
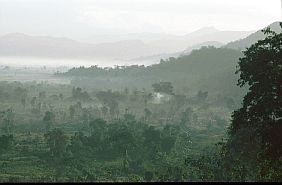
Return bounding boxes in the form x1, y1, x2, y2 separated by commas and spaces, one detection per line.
224, 22, 281, 50
0, 26, 256, 61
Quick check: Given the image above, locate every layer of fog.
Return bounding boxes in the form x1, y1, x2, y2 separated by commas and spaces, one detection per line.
0, 57, 157, 69
0, 56, 159, 84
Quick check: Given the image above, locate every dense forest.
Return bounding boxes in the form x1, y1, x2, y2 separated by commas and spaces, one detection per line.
0, 24, 281, 182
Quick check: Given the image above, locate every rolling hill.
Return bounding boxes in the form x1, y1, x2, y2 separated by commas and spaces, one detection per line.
225, 22, 281, 50
0, 27, 253, 61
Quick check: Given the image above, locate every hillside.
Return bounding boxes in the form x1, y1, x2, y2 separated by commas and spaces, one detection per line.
225, 22, 281, 50
59, 46, 244, 97
147, 28, 253, 54
0, 33, 154, 60
0, 27, 252, 61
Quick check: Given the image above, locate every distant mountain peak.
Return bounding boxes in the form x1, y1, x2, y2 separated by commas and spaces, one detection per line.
184, 26, 220, 38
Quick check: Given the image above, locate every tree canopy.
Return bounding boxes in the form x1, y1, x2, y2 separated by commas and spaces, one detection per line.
226, 23, 282, 180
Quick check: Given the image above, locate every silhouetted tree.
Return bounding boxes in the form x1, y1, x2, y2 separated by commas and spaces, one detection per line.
227, 23, 282, 180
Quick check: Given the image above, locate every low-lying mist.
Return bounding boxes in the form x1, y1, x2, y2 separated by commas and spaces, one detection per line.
0, 57, 157, 69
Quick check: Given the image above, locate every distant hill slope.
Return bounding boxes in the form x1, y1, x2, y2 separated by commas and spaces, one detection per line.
0, 33, 155, 60
182, 41, 223, 54
0, 27, 253, 61
0, 33, 92, 58
224, 22, 281, 50
81, 32, 178, 44
145, 47, 242, 84
62, 47, 241, 77
60, 46, 244, 97
128, 41, 223, 64
147, 28, 253, 54
59, 22, 280, 96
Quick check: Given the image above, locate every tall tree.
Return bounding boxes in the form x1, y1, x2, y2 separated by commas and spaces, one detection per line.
227, 23, 282, 180
43, 111, 55, 132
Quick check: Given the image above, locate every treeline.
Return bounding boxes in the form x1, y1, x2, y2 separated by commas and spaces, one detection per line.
58, 47, 242, 79
57, 46, 244, 97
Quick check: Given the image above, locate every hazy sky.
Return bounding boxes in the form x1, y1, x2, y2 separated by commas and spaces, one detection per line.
0, 0, 281, 39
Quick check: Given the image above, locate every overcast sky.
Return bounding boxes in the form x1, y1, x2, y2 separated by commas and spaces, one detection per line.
0, 0, 280, 39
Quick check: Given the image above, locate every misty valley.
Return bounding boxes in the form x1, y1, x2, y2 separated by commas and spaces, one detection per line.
0, 2, 281, 181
